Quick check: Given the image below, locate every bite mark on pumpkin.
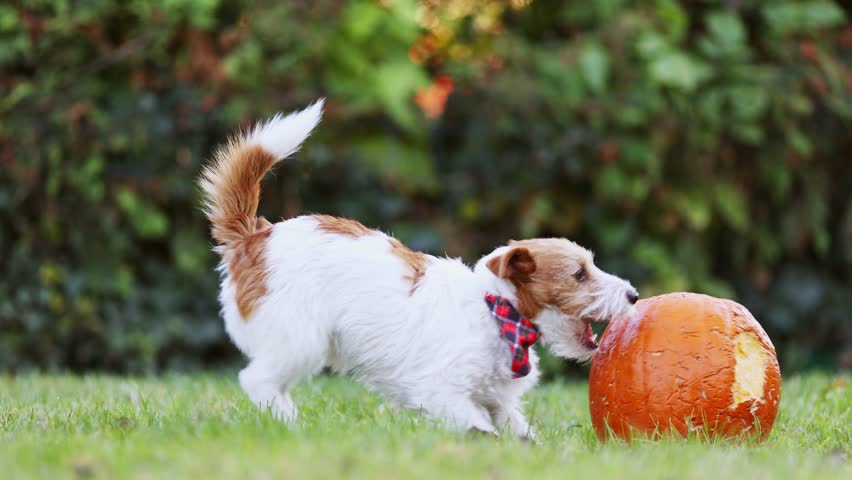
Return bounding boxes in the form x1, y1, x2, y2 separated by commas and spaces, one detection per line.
730, 331, 768, 408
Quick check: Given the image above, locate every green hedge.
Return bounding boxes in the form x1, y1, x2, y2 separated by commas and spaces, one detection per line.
1, 1, 849, 374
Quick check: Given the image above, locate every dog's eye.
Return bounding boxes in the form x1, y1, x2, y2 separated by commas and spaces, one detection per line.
573, 267, 586, 282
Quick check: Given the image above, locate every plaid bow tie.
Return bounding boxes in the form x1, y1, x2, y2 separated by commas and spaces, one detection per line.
485, 292, 540, 378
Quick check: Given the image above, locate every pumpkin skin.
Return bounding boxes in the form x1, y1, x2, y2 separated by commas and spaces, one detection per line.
589, 292, 781, 442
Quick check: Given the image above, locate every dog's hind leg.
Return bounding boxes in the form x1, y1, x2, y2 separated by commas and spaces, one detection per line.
239, 359, 299, 422
239, 345, 326, 423
236, 305, 331, 422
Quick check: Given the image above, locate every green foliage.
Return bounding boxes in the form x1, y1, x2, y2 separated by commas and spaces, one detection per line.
0, 0, 849, 374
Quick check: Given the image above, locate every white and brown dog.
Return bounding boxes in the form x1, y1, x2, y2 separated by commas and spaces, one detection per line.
200, 100, 638, 438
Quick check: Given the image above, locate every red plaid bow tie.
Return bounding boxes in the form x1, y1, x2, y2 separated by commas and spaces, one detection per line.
485, 292, 540, 378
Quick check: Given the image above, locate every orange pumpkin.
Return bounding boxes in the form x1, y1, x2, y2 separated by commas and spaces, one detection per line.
589, 292, 781, 441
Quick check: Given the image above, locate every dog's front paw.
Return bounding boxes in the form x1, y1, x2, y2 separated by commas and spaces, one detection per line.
466, 427, 500, 439
518, 431, 540, 445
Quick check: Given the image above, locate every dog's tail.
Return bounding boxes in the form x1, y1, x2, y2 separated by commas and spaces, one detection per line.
199, 99, 324, 248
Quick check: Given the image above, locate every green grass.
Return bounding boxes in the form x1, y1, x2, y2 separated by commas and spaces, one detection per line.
0, 372, 849, 479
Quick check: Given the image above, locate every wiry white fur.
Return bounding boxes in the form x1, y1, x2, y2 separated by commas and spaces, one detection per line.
210, 102, 637, 438
540, 265, 639, 362
222, 219, 539, 436
579, 266, 636, 324
250, 99, 324, 160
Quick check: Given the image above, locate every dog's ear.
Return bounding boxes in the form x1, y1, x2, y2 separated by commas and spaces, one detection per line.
487, 247, 536, 282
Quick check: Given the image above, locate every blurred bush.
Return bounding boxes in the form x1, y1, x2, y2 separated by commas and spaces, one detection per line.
0, 0, 849, 374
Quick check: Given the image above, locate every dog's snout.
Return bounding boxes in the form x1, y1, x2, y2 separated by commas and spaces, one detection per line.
626, 289, 639, 305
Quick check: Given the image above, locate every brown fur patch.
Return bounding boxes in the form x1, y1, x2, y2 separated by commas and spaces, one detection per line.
314, 214, 373, 238
388, 238, 429, 294
202, 144, 277, 246
200, 139, 280, 320
255, 216, 272, 230
490, 239, 594, 320
486, 247, 536, 283
229, 224, 273, 319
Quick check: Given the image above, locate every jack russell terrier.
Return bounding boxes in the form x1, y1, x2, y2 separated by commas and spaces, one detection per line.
200, 100, 638, 438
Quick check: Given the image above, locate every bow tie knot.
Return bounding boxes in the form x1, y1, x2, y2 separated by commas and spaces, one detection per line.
485, 293, 540, 378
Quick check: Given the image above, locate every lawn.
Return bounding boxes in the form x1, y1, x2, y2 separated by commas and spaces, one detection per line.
0, 372, 849, 479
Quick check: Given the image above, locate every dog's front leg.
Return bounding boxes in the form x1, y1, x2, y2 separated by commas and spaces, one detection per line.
494, 404, 536, 442
422, 396, 498, 436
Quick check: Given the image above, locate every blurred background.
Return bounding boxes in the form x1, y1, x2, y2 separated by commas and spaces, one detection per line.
1, 0, 850, 377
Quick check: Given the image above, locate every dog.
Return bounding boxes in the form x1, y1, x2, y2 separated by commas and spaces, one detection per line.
199, 100, 638, 438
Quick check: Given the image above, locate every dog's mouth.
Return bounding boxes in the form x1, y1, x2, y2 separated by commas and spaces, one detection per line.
579, 318, 599, 349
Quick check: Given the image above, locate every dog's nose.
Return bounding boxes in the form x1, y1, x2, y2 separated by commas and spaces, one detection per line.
627, 290, 639, 304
